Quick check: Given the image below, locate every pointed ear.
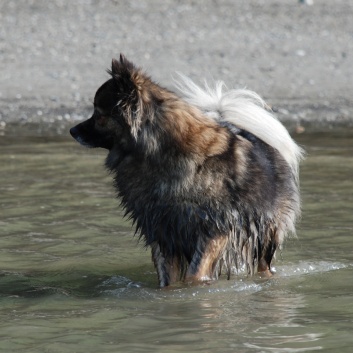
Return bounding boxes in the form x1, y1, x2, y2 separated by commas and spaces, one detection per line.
119, 53, 126, 62
119, 53, 134, 69
108, 55, 137, 97
111, 58, 121, 76
110, 54, 135, 77
108, 56, 144, 139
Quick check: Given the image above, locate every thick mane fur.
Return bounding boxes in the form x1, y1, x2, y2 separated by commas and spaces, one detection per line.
174, 75, 304, 181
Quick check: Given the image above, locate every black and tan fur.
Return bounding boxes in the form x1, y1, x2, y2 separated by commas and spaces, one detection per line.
70, 55, 303, 287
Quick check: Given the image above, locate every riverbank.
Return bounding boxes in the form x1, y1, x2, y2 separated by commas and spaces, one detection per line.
1, 0, 352, 135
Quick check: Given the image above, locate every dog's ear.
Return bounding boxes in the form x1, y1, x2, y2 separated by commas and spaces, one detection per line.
118, 53, 135, 71
108, 55, 144, 138
111, 54, 135, 78
109, 54, 136, 96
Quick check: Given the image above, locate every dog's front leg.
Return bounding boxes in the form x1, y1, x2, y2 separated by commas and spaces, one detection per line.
151, 243, 180, 287
185, 236, 228, 283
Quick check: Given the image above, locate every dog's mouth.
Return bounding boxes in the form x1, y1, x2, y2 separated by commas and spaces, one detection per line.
70, 126, 114, 150
70, 131, 94, 148
70, 126, 90, 146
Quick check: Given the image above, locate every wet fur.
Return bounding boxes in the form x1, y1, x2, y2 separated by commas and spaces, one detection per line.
70, 55, 303, 287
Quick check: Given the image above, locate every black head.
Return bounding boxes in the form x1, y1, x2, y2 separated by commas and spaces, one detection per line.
70, 54, 143, 150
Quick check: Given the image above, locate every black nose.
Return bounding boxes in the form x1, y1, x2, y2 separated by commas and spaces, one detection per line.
70, 126, 78, 139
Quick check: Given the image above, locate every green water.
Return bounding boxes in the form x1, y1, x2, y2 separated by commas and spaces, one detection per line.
0, 128, 352, 352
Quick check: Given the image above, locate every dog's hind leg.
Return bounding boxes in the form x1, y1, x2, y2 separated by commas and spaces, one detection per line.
151, 243, 180, 287
257, 228, 278, 276
185, 236, 228, 283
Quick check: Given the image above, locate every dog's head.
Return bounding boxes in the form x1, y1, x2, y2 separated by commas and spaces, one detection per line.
70, 54, 150, 150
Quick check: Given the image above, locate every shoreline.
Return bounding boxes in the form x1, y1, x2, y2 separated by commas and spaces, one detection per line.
1, 97, 352, 137
1, 0, 352, 135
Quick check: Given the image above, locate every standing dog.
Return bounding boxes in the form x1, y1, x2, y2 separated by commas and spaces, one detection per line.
70, 55, 303, 287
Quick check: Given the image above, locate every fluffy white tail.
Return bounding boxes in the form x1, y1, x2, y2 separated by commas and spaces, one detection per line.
174, 75, 304, 180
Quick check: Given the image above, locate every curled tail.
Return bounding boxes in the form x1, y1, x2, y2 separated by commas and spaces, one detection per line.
174, 75, 304, 181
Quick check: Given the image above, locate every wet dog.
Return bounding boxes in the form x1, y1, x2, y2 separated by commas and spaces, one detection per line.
70, 55, 303, 287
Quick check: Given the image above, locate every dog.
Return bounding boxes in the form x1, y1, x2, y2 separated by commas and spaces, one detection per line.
70, 54, 303, 287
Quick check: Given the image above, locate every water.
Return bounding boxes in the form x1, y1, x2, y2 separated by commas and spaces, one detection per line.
1, 128, 352, 353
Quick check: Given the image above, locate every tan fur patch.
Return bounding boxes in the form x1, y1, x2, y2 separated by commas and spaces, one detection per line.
163, 102, 229, 158
186, 236, 228, 281
126, 66, 230, 158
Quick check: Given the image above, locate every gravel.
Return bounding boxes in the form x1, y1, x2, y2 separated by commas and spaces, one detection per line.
1, 0, 353, 135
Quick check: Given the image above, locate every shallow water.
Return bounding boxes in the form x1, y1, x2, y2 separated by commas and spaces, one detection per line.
1, 128, 352, 353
